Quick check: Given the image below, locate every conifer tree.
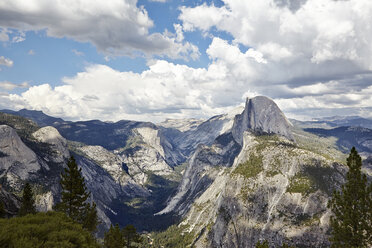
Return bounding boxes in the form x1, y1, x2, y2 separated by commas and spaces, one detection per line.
18, 182, 36, 216
0, 201, 5, 218
328, 147, 372, 247
104, 224, 125, 248
122, 224, 142, 248
83, 202, 99, 233
57, 156, 98, 232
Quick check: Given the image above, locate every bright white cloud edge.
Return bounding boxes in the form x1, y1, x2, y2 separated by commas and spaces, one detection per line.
1, 0, 372, 122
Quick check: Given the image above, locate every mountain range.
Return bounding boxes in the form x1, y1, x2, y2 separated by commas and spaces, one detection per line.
0, 96, 371, 247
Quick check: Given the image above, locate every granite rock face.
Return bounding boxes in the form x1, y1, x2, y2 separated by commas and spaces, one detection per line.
175, 132, 345, 248
159, 96, 295, 216
0, 125, 41, 190
232, 96, 294, 145
160, 106, 244, 158
157, 97, 349, 247
32, 126, 70, 163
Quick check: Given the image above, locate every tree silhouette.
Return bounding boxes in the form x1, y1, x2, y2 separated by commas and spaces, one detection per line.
122, 224, 142, 248
0, 201, 5, 218
56, 156, 98, 232
18, 182, 36, 216
328, 147, 372, 247
104, 224, 125, 248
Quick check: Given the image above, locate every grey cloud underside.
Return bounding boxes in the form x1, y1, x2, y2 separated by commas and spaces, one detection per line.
0, 3, 196, 59
0, 10, 159, 54
274, 0, 309, 11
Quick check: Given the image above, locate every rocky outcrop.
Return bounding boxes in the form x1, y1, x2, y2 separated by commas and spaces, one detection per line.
35, 191, 54, 212
157, 132, 241, 215
0, 186, 20, 217
0, 125, 41, 190
76, 145, 148, 196
159, 118, 205, 132
32, 126, 70, 163
178, 132, 345, 247
232, 96, 294, 145
162, 106, 244, 158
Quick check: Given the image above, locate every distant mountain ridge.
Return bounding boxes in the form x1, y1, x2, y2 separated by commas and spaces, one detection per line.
290, 115, 372, 129
0, 109, 66, 127
1, 96, 372, 246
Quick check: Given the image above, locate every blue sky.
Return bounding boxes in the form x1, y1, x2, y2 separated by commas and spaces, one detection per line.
0, 0, 229, 92
0, 0, 372, 122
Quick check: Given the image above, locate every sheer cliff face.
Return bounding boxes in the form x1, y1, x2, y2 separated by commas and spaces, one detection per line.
0, 125, 41, 189
232, 96, 294, 145
159, 96, 295, 216
158, 96, 347, 247
166, 133, 346, 248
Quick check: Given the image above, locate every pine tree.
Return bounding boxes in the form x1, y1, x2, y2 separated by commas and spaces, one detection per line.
83, 202, 99, 233
0, 212, 99, 247
0, 201, 5, 218
122, 224, 142, 248
18, 182, 36, 216
328, 147, 372, 247
57, 156, 98, 232
104, 224, 125, 248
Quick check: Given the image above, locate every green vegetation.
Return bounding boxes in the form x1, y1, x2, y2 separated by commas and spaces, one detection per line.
56, 156, 98, 233
104, 224, 125, 247
256, 240, 295, 248
193, 200, 210, 212
265, 169, 280, 177
0, 113, 39, 139
122, 224, 142, 247
287, 163, 336, 196
328, 147, 372, 248
121, 133, 145, 151
256, 240, 269, 248
0, 211, 99, 248
234, 152, 264, 178
287, 175, 316, 195
302, 164, 336, 196
18, 182, 36, 216
292, 127, 346, 163
152, 224, 195, 248
103, 223, 141, 248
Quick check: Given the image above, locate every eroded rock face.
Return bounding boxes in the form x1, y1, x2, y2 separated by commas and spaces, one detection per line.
157, 132, 241, 215
164, 106, 244, 158
232, 96, 294, 145
0, 125, 41, 189
35, 191, 54, 212
32, 126, 70, 163
77, 145, 148, 196
0, 186, 20, 216
179, 132, 345, 248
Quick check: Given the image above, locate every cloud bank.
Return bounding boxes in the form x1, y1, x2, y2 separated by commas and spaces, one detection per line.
0, 0, 199, 59
1, 0, 372, 121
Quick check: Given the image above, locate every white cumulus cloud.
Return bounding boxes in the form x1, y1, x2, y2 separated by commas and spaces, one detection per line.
0, 0, 199, 60
1, 0, 372, 121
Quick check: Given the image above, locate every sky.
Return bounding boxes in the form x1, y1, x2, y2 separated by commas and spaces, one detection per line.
0, 0, 372, 122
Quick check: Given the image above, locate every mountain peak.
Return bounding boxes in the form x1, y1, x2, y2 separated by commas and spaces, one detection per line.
232, 96, 294, 144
